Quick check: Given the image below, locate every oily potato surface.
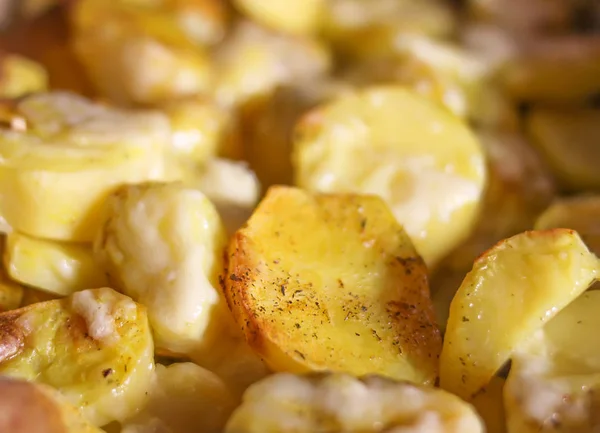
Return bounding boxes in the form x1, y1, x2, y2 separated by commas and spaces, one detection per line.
225, 186, 441, 385
440, 229, 600, 400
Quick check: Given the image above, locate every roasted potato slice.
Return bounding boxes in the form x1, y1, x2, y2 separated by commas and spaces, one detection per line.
225, 186, 441, 384
502, 35, 600, 104
120, 363, 236, 433
535, 195, 600, 255
0, 287, 154, 426
440, 229, 600, 400
322, 0, 456, 60
71, 0, 213, 106
95, 182, 233, 360
4, 232, 107, 296
527, 107, 600, 192
213, 20, 331, 108
293, 86, 487, 267
0, 92, 169, 242
226, 372, 484, 433
233, 0, 324, 35
0, 377, 103, 433
0, 54, 48, 98
505, 291, 600, 432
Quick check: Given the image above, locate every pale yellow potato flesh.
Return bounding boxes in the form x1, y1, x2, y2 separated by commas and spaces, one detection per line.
293, 86, 487, 267
0, 54, 48, 99
505, 292, 600, 432
4, 232, 107, 296
225, 186, 441, 384
0, 287, 155, 426
233, 0, 324, 34
440, 229, 600, 400
0, 92, 169, 242
213, 20, 331, 108
0, 378, 103, 433
226, 372, 484, 433
70, 0, 214, 106
95, 182, 234, 361
527, 107, 600, 192
120, 363, 236, 433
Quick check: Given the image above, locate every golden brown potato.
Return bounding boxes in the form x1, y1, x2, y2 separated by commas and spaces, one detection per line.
0, 377, 103, 433
502, 35, 600, 104
527, 107, 600, 192
0, 287, 155, 426
225, 186, 441, 385
440, 229, 600, 400
226, 372, 484, 433
471, 376, 507, 433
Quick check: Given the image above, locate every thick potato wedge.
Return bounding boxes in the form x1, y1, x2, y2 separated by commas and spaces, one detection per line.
0, 377, 103, 433
535, 195, 600, 255
0, 287, 154, 426
4, 232, 107, 296
322, 0, 456, 60
225, 186, 441, 384
505, 291, 600, 432
293, 86, 487, 267
0, 92, 169, 242
95, 182, 234, 360
502, 35, 600, 104
527, 107, 600, 192
121, 363, 236, 433
233, 0, 324, 35
0, 54, 48, 98
226, 372, 484, 433
71, 0, 213, 106
440, 229, 600, 400
213, 20, 331, 108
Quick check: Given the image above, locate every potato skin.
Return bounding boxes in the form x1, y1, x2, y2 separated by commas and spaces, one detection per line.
224, 186, 441, 384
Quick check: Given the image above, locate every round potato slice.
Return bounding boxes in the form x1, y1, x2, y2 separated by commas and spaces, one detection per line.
226, 372, 484, 433
225, 186, 441, 385
527, 107, 600, 192
293, 86, 487, 267
440, 229, 600, 400
0, 377, 103, 433
233, 0, 324, 34
0, 287, 155, 426
0, 92, 169, 242
4, 232, 107, 296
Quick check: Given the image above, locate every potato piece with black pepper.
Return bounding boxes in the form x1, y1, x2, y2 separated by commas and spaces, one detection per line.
0, 287, 155, 426
225, 186, 441, 385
